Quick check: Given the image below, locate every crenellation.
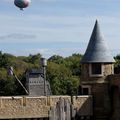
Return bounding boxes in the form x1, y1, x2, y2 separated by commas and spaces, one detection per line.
26, 97, 48, 107
0, 96, 92, 119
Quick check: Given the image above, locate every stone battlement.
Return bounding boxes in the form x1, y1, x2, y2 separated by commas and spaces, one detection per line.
0, 95, 92, 119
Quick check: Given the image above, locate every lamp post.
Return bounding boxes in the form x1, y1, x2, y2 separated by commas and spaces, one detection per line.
41, 58, 47, 96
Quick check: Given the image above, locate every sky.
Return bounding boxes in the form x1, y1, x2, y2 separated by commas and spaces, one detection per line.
0, 0, 120, 58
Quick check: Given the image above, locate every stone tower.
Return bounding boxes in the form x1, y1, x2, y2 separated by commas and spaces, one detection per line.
81, 20, 115, 120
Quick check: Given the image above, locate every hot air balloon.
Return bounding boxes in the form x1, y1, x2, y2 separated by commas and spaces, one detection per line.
14, 0, 31, 10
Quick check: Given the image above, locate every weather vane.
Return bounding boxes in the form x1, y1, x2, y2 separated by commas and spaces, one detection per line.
14, 0, 31, 10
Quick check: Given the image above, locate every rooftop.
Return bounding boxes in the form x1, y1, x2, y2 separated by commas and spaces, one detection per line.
81, 20, 115, 63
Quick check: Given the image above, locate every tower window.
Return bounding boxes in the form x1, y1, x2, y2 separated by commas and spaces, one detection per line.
89, 63, 103, 76
92, 63, 101, 74
81, 85, 91, 95
82, 88, 89, 95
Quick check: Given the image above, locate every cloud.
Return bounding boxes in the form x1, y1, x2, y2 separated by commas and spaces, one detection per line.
9, 46, 85, 58
2, 0, 13, 2
0, 33, 36, 40
1, 0, 59, 3
0, 14, 119, 45
39, 0, 57, 2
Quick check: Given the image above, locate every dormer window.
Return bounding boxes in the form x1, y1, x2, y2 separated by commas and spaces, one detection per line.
89, 63, 103, 76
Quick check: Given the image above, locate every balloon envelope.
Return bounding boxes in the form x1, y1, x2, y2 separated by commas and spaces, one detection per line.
14, 0, 31, 9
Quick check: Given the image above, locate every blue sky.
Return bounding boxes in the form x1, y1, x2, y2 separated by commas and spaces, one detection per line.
0, 0, 120, 58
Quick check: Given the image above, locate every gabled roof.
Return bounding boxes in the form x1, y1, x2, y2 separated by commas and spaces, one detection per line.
81, 20, 115, 63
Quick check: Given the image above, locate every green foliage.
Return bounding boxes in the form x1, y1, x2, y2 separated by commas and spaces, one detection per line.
114, 55, 120, 74
0, 77, 16, 96
64, 54, 82, 76
0, 52, 10, 68
47, 54, 81, 95
48, 55, 64, 64
0, 51, 82, 96
47, 62, 73, 95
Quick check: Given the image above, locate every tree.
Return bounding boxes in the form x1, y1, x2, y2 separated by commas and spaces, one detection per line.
48, 55, 64, 64
0, 77, 16, 96
0, 52, 81, 96
114, 55, 120, 74
47, 61, 80, 95
64, 54, 82, 76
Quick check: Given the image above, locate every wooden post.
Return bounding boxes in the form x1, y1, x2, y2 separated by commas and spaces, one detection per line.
49, 97, 71, 120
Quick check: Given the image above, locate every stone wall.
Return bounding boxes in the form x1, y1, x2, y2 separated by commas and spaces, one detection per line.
0, 96, 92, 119
108, 74, 120, 120
109, 74, 120, 87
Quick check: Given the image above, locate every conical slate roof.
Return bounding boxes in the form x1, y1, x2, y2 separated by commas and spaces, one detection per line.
81, 20, 115, 63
